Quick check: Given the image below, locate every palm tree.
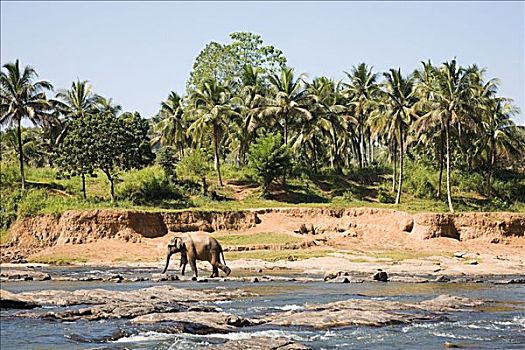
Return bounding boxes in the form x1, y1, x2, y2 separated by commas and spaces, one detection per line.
260, 67, 310, 146
187, 78, 238, 186
234, 65, 266, 166
0, 60, 53, 189
343, 63, 379, 168
152, 92, 187, 158
477, 98, 522, 198
301, 77, 346, 173
414, 59, 474, 212
369, 69, 416, 204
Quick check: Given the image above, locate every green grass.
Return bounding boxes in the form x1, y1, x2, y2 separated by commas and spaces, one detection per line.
224, 249, 333, 261
27, 255, 88, 265
369, 250, 452, 261
213, 232, 303, 246
0, 229, 9, 244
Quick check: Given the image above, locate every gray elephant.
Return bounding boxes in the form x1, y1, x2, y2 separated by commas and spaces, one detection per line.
162, 232, 231, 279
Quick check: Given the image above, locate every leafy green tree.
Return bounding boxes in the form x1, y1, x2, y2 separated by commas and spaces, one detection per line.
55, 116, 98, 199
52, 80, 100, 193
248, 133, 291, 197
186, 32, 287, 93
0, 59, 54, 189
156, 146, 178, 182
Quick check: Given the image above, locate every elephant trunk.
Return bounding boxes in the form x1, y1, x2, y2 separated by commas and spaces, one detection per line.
162, 252, 173, 274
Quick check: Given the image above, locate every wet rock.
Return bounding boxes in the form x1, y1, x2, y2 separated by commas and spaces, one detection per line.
224, 314, 255, 327
443, 341, 461, 348
323, 270, 350, 281
454, 252, 466, 258
151, 273, 179, 282
202, 336, 312, 350
389, 276, 429, 283
495, 277, 525, 284
0, 290, 40, 309
434, 275, 450, 283
372, 269, 389, 282
466, 260, 479, 265
9, 285, 256, 308
251, 277, 259, 283
0, 269, 51, 282
261, 294, 484, 329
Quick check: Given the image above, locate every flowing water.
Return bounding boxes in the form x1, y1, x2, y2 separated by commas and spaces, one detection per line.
1, 266, 524, 349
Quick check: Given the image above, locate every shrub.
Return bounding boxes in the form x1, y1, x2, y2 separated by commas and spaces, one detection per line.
247, 133, 291, 197
0, 189, 23, 230
176, 149, 212, 194
117, 167, 188, 207
17, 189, 49, 218
377, 185, 395, 203
403, 163, 437, 199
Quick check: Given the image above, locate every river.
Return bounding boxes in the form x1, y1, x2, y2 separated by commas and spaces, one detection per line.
1, 266, 524, 349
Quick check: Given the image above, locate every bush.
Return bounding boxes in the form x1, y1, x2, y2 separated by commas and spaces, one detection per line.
117, 167, 188, 207
377, 185, 395, 203
17, 189, 49, 218
452, 170, 485, 193
176, 149, 212, 194
0, 189, 23, 230
403, 163, 437, 199
247, 133, 291, 197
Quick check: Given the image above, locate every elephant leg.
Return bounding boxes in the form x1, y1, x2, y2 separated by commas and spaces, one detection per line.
211, 255, 231, 277
189, 258, 198, 280
210, 265, 219, 278
181, 263, 186, 276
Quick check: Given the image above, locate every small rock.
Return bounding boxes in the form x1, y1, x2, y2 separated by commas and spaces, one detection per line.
454, 252, 466, 259
197, 278, 208, 283
225, 315, 253, 327
372, 270, 389, 282
443, 341, 461, 348
257, 269, 263, 273
467, 260, 478, 265
251, 277, 259, 283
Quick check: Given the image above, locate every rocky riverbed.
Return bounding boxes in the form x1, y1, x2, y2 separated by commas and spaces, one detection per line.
1, 265, 525, 349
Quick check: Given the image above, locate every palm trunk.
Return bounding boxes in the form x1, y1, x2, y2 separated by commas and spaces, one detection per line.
17, 120, 26, 190
284, 114, 288, 145
395, 132, 403, 204
103, 169, 115, 203
487, 143, 495, 199
392, 140, 397, 192
312, 135, 318, 174
445, 122, 454, 213
437, 133, 444, 198
213, 124, 223, 186
81, 173, 87, 199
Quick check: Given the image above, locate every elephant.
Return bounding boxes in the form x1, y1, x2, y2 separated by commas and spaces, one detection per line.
162, 232, 231, 279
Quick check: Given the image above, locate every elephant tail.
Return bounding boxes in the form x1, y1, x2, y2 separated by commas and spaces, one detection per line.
220, 247, 227, 266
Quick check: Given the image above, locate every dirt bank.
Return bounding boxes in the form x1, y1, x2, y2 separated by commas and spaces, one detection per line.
1, 207, 524, 275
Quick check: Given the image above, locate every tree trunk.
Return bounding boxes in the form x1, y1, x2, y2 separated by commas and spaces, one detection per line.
487, 143, 495, 199
312, 135, 318, 174
437, 133, 444, 198
392, 140, 397, 192
81, 173, 87, 199
395, 132, 404, 205
213, 124, 223, 186
445, 122, 454, 213
17, 120, 26, 190
104, 170, 115, 203
284, 114, 288, 145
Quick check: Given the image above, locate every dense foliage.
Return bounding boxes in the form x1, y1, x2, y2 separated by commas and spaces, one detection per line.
1, 32, 525, 232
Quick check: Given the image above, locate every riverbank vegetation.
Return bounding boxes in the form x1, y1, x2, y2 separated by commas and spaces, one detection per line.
2, 32, 524, 233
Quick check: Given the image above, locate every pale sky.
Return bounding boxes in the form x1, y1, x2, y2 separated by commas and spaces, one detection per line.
1, 1, 524, 124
